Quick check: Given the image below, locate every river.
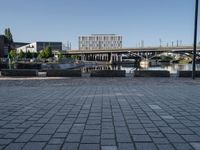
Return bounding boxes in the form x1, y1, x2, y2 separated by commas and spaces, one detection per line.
81, 63, 200, 74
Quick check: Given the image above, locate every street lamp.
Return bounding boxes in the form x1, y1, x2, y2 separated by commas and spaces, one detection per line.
192, 0, 199, 79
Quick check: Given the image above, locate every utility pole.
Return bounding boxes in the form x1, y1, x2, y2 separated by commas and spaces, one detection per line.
192, 0, 199, 79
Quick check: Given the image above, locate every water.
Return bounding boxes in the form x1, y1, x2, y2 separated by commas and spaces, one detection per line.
81, 63, 200, 74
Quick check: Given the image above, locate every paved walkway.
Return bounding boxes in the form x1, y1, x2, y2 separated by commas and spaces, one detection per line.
0, 77, 200, 150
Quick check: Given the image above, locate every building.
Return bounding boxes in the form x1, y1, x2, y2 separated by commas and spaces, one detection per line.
14, 42, 30, 49
79, 34, 122, 50
17, 41, 62, 53
0, 35, 8, 57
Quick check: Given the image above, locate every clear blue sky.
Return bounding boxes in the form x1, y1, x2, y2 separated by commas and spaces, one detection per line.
0, 0, 198, 49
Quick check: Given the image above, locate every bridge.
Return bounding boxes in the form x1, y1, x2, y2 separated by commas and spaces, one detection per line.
59, 46, 200, 64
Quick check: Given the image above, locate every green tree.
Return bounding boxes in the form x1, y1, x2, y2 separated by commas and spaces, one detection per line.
44, 47, 53, 58
38, 47, 53, 58
26, 51, 32, 58
18, 50, 26, 58
4, 28, 14, 51
9, 50, 17, 59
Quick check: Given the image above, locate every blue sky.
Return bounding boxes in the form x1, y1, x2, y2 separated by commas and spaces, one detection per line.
0, 0, 198, 49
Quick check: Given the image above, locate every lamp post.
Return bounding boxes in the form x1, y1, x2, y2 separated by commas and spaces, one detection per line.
192, 0, 199, 79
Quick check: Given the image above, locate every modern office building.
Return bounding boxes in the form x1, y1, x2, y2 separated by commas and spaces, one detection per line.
17, 41, 62, 53
79, 34, 122, 50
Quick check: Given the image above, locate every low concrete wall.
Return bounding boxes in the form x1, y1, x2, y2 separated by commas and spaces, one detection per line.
177, 71, 200, 77
90, 70, 126, 77
134, 70, 170, 77
1, 69, 38, 77
46, 69, 82, 77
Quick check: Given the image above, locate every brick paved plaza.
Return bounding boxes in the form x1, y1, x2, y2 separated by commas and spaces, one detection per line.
0, 77, 200, 150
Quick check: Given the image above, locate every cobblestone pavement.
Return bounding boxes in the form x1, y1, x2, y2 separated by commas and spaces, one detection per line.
0, 77, 200, 150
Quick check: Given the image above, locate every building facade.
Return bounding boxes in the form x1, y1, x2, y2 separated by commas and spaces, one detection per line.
17, 41, 62, 53
79, 34, 122, 50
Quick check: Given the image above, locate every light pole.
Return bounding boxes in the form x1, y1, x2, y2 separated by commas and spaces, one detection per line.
192, 0, 199, 79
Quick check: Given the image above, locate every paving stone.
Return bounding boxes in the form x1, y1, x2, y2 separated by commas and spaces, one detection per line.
0, 138, 12, 145
66, 134, 82, 142
165, 134, 185, 143
156, 144, 175, 150
182, 135, 200, 142
173, 143, 194, 150
4, 143, 25, 150
101, 146, 118, 150
132, 134, 152, 142
135, 142, 157, 150
22, 142, 46, 150
62, 143, 79, 150
101, 139, 116, 145
81, 136, 100, 143
79, 144, 99, 150
4, 133, 20, 139
118, 143, 135, 150
190, 143, 200, 150
116, 134, 132, 143
48, 138, 64, 144
43, 144, 62, 150
101, 134, 115, 139
31, 134, 51, 142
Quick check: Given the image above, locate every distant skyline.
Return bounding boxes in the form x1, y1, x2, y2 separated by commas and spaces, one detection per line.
0, 0, 199, 49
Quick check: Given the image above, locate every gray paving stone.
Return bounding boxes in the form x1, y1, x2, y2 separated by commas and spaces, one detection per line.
101, 146, 118, 150
182, 135, 200, 142
118, 143, 135, 150
0, 138, 12, 145
101, 139, 116, 146
156, 144, 175, 150
22, 142, 46, 150
31, 134, 51, 142
43, 144, 62, 150
62, 143, 79, 150
132, 134, 152, 142
135, 142, 157, 150
173, 143, 194, 150
116, 134, 132, 143
48, 138, 64, 144
81, 136, 100, 143
4, 143, 25, 150
79, 144, 99, 150
165, 134, 185, 143
66, 134, 82, 142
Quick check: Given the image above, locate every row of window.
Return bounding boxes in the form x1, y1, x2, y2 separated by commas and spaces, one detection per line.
79, 36, 122, 41
80, 41, 122, 44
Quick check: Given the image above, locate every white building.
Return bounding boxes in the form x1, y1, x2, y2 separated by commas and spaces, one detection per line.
79, 34, 122, 50
17, 41, 62, 53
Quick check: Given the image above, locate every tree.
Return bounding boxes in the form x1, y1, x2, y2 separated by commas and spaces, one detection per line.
9, 50, 17, 59
44, 47, 53, 58
4, 28, 14, 51
38, 47, 53, 58
18, 50, 25, 58
26, 51, 32, 58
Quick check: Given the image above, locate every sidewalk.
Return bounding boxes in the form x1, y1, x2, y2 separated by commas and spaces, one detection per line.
0, 78, 200, 150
